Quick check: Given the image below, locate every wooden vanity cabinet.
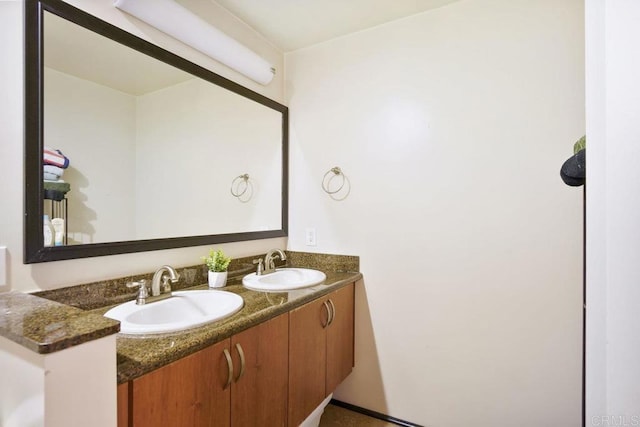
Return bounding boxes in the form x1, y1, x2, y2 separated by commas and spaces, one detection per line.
119, 284, 356, 427
230, 313, 289, 427
131, 339, 231, 427
117, 383, 128, 427
325, 283, 356, 392
124, 313, 289, 427
288, 283, 355, 426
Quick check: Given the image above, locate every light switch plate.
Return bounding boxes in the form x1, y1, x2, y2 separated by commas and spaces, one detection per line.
305, 228, 317, 246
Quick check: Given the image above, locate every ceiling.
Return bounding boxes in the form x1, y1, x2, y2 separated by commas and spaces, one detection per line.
44, 1, 463, 92
214, 0, 462, 52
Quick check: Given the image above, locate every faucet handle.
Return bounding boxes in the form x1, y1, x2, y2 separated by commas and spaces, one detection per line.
126, 279, 147, 289
126, 280, 149, 305
253, 258, 264, 275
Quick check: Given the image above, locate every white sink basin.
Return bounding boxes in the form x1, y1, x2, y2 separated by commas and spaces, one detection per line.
242, 268, 326, 292
104, 290, 243, 335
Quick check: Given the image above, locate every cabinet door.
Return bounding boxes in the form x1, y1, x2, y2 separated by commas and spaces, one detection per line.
131, 339, 231, 427
117, 382, 129, 427
231, 313, 289, 427
288, 297, 329, 427
326, 283, 355, 393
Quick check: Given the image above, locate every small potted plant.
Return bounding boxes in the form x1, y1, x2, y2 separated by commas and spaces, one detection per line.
202, 248, 232, 288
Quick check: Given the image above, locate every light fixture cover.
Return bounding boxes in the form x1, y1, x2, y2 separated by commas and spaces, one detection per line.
114, 0, 275, 85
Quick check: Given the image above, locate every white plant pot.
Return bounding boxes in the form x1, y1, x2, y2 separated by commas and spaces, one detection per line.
208, 271, 228, 288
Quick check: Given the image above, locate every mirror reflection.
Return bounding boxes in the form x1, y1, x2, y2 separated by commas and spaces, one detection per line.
42, 11, 283, 245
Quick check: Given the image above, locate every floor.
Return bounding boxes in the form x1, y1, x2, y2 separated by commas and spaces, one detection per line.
319, 404, 397, 426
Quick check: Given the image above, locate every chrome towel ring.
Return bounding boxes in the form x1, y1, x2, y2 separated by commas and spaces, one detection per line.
231, 173, 252, 202
321, 166, 350, 200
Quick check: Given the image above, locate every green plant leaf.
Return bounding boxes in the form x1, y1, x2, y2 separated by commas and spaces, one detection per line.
573, 135, 586, 154
202, 248, 232, 272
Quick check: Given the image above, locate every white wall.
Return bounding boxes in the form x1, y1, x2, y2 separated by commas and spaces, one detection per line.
44, 67, 137, 244
286, 0, 585, 425
135, 78, 282, 239
0, 334, 117, 427
0, 336, 44, 427
586, 0, 640, 423
0, 0, 285, 293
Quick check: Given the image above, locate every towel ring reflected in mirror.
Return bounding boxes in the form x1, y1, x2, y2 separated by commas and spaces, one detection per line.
231, 173, 253, 202
321, 166, 351, 201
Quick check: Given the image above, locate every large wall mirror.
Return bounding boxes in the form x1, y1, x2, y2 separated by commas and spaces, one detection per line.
24, 0, 288, 263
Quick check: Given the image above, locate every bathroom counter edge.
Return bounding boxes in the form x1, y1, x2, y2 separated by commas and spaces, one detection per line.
0, 291, 120, 354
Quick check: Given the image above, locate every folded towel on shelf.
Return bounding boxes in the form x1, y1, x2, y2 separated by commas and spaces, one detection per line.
44, 172, 60, 181
43, 146, 70, 168
44, 164, 64, 179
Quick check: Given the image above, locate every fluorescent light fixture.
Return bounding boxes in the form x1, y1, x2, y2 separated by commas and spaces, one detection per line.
114, 0, 275, 85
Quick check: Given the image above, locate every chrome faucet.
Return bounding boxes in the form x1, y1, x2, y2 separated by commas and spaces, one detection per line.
125, 265, 179, 306
151, 265, 179, 296
262, 249, 287, 275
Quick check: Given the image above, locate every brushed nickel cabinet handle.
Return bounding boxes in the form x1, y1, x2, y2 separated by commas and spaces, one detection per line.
322, 301, 331, 328
327, 299, 336, 326
223, 348, 233, 389
235, 343, 245, 382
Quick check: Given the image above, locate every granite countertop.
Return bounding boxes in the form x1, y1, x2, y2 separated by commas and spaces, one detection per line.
102, 270, 362, 384
0, 291, 120, 354
2, 251, 360, 383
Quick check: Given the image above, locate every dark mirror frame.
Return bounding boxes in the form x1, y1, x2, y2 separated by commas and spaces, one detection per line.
24, 0, 288, 263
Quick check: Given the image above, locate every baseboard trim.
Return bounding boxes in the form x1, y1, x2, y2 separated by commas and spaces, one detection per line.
329, 399, 423, 427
